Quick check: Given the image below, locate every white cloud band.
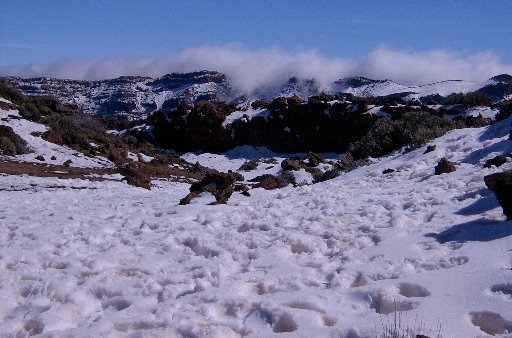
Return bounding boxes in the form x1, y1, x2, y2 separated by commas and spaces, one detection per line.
1, 44, 511, 94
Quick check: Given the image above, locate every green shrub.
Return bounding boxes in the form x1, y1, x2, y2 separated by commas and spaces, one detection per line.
42, 115, 87, 148
0, 125, 30, 155
0, 80, 24, 102
495, 101, 512, 122
0, 136, 17, 155
349, 111, 455, 159
445, 92, 492, 107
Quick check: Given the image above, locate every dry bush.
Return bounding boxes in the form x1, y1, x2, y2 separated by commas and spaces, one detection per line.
0, 125, 30, 155
376, 310, 443, 338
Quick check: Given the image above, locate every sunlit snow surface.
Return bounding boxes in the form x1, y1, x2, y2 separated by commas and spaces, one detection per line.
1, 111, 512, 336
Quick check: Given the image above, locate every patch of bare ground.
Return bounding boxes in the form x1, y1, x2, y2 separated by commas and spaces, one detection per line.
0, 159, 203, 188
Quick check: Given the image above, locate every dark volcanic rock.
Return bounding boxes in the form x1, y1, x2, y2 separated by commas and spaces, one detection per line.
180, 171, 237, 205
234, 184, 251, 196
314, 168, 340, 183
118, 162, 151, 189
306, 151, 325, 167
424, 144, 436, 154
281, 158, 302, 171
434, 158, 457, 175
484, 170, 512, 220
249, 174, 289, 190
338, 153, 355, 171
484, 155, 509, 168
239, 160, 259, 171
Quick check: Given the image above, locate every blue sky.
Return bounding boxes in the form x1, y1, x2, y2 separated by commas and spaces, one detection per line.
1, 1, 512, 85
1, 0, 511, 66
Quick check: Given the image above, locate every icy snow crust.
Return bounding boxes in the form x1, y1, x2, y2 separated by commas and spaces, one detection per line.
1, 119, 512, 336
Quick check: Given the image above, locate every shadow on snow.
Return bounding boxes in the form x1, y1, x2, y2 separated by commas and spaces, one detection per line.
426, 218, 512, 243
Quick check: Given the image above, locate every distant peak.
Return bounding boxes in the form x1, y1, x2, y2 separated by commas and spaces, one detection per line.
335, 76, 392, 87
490, 74, 512, 84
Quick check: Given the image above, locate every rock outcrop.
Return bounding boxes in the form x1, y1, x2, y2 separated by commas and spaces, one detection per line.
484, 155, 509, 168
434, 158, 457, 175
180, 171, 239, 205
484, 170, 512, 220
424, 144, 436, 154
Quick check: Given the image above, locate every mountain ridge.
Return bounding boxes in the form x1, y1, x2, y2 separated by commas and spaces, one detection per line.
3, 72, 512, 116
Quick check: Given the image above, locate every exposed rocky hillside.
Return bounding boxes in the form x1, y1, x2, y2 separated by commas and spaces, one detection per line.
4, 71, 230, 116
3, 72, 512, 117
145, 93, 499, 155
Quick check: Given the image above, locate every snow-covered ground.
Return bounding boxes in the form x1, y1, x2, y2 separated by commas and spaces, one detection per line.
1, 113, 512, 336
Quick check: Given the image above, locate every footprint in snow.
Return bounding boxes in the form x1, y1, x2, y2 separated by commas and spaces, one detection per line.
397, 282, 431, 298
489, 283, 512, 299
369, 290, 418, 315
470, 311, 512, 336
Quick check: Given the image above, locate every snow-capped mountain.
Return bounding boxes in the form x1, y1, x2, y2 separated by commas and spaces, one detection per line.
3, 72, 512, 117
332, 75, 512, 102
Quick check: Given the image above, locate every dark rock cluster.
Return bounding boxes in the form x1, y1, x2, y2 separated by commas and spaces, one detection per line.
485, 170, 512, 220
180, 171, 242, 205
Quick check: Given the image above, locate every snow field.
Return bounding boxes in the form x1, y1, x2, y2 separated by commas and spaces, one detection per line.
0, 118, 512, 336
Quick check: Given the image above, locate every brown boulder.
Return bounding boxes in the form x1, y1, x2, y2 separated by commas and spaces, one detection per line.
306, 151, 325, 167
281, 158, 302, 171
256, 175, 281, 190
180, 171, 237, 204
239, 160, 259, 171
249, 174, 289, 190
434, 158, 457, 175
118, 162, 151, 189
484, 170, 512, 220
423, 144, 436, 154
338, 152, 355, 171
484, 155, 508, 168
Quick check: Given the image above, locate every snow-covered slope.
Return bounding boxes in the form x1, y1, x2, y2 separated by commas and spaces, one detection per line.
333, 77, 484, 100
1, 106, 512, 336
